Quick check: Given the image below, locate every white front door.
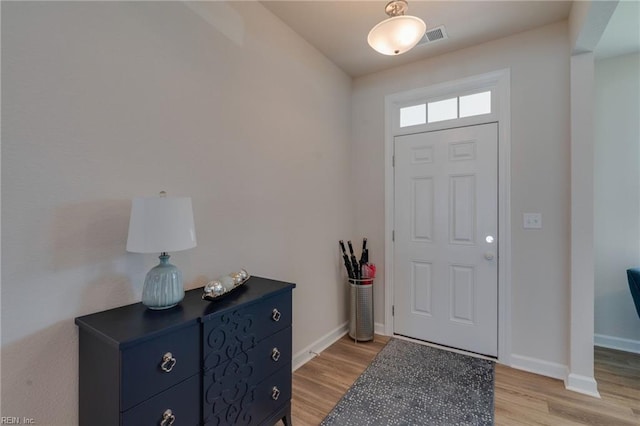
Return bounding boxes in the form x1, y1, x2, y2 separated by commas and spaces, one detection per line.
393, 123, 498, 357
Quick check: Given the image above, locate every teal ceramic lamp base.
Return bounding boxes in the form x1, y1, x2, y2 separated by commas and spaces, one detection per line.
142, 253, 185, 310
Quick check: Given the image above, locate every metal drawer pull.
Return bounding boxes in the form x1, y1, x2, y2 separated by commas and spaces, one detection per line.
271, 386, 281, 401
271, 308, 281, 322
271, 347, 281, 362
160, 409, 175, 426
160, 352, 176, 373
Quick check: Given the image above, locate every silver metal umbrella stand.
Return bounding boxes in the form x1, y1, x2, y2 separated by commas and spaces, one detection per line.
348, 278, 374, 342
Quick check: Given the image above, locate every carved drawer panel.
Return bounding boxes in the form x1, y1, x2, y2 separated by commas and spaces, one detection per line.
202, 292, 292, 370
202, 326, 291, 409
202, 362, 292, 426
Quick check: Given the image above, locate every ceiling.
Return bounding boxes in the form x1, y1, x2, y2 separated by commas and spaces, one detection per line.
262, 0, 640, 77
262, 1, 573, 77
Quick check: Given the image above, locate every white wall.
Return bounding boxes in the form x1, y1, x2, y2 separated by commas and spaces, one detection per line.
565, 0, 619, 396
1, 2, 352, 423
352, 22, 571, 367
568, 51, 598, 395
594, 52, 640, 350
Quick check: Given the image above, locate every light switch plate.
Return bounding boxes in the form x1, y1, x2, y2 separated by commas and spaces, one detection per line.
523, 213, 542, 229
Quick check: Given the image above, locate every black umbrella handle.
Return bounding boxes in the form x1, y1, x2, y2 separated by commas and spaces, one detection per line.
339, 240, 348, 256
340, 241, 354, 278
360, 238, 368, 265
347, 241, 360, 279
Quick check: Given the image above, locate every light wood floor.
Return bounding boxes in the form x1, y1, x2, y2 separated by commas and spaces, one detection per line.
291, 335, 640, 425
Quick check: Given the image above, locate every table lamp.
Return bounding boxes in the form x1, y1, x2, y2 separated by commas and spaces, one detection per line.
126, 191, 197, 309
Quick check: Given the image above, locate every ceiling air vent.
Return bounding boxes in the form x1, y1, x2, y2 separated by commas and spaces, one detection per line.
417, 25, 448, 45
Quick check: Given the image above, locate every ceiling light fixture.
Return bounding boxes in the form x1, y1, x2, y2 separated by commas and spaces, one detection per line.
367, 0, 426, 56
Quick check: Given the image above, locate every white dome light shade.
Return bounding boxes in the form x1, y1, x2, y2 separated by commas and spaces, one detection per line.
368, 15, 426, 55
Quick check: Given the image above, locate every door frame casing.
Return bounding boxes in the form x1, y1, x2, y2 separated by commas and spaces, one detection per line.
384, 69, 512, 363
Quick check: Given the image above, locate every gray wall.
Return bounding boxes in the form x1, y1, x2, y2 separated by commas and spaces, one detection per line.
594, 52, 640, 350
351, 22, 572, 367
1, 2, 352, 423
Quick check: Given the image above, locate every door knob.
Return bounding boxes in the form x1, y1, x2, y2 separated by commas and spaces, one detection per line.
484, 251, 495, 261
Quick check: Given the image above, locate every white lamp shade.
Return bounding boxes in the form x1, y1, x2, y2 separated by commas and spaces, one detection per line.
367, 15, 426, 56
126, 196, 197, 253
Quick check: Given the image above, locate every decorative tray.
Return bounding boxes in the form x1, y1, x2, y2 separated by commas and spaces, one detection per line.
202, 269, 250, 302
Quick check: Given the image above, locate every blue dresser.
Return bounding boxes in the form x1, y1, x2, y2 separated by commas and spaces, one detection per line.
75, 276, 295, 426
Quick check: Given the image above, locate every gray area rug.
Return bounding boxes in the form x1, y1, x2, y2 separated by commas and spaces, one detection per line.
321, 338, 495, 426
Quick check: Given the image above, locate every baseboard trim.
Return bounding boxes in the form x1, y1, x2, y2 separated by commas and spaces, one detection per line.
594, 334, 640, 354
292, 321, 348, 371
566, 373, 601, 398
375, 322, 386, 336
511, 354, 601, 398
510, 354, 568, 381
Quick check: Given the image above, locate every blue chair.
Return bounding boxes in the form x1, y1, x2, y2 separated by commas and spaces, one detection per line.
627, 268, 640, 318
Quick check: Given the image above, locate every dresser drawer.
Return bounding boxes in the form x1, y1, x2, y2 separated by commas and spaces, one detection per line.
252, 363, 292, 426
202, 326, 291, 407
202, 292, 292, 370
203, 363, 292, 426
121, 374, 200, 426
121, 324, 200, 410
248, 326, 292, 384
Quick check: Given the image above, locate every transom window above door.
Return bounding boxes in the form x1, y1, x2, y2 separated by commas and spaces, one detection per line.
399, 90, 492, 128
